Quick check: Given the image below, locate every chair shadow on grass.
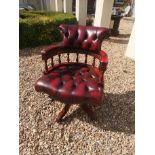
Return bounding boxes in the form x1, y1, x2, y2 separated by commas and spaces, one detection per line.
62, 91, 135, 134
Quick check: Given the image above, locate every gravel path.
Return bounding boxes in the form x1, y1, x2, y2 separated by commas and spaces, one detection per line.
19, 18, 135, 155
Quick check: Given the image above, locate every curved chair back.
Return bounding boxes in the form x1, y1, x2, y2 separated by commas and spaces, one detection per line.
59, 24, 109, 53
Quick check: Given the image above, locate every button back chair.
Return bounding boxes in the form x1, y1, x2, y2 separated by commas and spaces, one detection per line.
35, 24, 109, 122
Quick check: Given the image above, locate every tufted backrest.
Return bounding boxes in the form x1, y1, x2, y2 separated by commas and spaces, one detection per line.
59, 24, 109, 53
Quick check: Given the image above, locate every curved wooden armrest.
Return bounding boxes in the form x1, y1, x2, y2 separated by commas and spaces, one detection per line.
99, 50, 108, 72
99, 50, 108, 64
41, 42, 64, 59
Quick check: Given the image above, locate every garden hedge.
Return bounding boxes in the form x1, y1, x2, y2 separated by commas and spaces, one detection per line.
19, 11, 77, 48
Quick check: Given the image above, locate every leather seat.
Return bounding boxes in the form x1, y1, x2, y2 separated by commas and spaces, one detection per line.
35, 63, 103, 105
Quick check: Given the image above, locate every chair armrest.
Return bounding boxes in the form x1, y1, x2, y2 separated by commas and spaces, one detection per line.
99, 50, 108, 72
41, 42, 64, 59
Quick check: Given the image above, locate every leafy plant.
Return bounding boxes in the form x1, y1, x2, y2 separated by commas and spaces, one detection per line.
19, 11, 77, 48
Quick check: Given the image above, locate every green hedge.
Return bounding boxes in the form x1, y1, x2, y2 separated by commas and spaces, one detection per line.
19, 11, 77, 48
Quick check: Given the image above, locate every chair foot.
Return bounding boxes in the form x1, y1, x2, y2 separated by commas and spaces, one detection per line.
55, 104, 71, 123
81, 104, 97, 120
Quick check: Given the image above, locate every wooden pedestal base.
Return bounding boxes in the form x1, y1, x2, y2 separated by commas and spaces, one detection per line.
55, 103, 97, 122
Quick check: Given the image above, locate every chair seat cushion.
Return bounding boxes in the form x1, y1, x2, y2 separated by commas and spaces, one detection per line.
35, 63, 104, 105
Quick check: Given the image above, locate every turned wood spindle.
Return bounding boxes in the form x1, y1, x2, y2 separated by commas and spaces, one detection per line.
67, 53, 70, 62
85, 54, 88, 64
76, 53, 79, 63
51, 57, 54, 67
58, 53, 61, 64
93, 57, 96, 67
45, 59, 48, 72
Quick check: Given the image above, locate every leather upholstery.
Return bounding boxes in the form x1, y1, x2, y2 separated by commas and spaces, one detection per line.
59, 24, 109, 52
35, 24, 109, 108
35, 64, 103, 105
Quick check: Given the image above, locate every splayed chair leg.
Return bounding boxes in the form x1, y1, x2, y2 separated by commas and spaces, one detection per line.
56, 104, 71, 122
81, 103, 97, 120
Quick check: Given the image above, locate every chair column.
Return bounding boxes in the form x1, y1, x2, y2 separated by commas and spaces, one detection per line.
94, 0, 114, 28
49, 0, 56, 11
46, 0, 51, 11
64, 0, 72, 13
55, 0, 63, 12
40, 0, 44, 10
76, 0, 88, 25
125, 23, 135, 59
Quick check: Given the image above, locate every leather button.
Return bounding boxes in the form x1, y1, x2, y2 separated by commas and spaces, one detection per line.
84, 32, 88, 40
59, 81, 64, 87
87, 43, 91, 48
90, 74, 95, 78
93, 34, 97, 40
75, 31, 79, 40
65, 32, 69, 38
81, 79, 86, 82
79, 72, 83, 75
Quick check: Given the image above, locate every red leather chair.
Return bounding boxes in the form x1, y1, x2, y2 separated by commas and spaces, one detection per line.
35, 24, 109, 122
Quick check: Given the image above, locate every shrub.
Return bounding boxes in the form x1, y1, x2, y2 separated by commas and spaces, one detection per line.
19, 11, 77, 48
